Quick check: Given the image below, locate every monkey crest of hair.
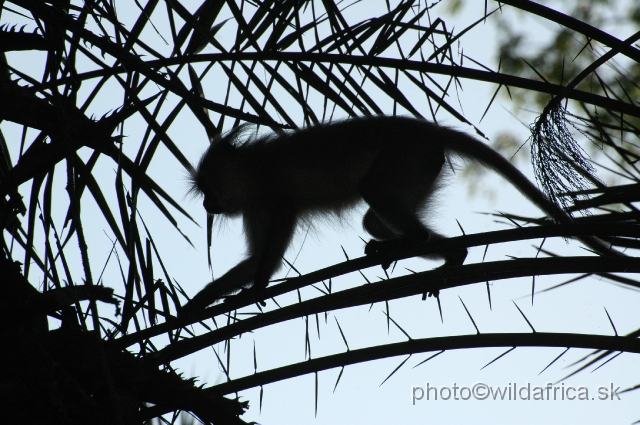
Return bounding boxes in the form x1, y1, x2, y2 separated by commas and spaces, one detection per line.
530, 105, 602, 216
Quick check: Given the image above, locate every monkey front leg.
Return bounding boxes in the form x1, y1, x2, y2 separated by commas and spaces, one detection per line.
238, 208, 297, 297
180, 257, 261, 315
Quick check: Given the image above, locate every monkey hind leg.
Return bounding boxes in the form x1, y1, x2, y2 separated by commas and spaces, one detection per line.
359, 147, 466, 268
361, 190, 433, 269
363, 209, 398, 240
360, 140, 444, 239
231, 206, 298, 307
360, 152, 435, 254
363, 224, 467, 269
362, 209, 404, 269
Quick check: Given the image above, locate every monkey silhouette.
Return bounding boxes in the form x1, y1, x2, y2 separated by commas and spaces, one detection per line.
181, 116, 619, 313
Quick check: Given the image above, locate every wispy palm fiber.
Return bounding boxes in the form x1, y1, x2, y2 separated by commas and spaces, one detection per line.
530, 104, 601, 215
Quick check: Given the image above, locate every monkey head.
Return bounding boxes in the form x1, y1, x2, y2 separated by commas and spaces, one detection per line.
191, 137, 244, 216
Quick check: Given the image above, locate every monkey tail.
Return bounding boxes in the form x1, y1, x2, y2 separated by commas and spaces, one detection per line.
439, 126, 623, 258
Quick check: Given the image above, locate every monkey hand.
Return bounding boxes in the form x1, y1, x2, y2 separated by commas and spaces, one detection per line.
179, 293, 211, 318
223, 278, 269, 307
225, 288, 267, 307
179, 280, 242, 317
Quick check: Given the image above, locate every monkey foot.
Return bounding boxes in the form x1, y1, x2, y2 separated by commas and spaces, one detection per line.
364, 239, 392, 269
441, 248, 468, 267
365, 237, 426, 269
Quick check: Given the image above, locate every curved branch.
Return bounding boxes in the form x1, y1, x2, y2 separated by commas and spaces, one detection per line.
205, 332, 640, 396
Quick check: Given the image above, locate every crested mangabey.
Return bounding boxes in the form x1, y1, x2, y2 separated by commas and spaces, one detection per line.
183, 116, 617, 313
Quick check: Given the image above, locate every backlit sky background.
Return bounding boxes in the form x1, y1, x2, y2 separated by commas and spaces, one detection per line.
2, 1, 639, 423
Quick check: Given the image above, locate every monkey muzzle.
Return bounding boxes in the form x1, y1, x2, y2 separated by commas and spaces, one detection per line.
203, 197, 224, 214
